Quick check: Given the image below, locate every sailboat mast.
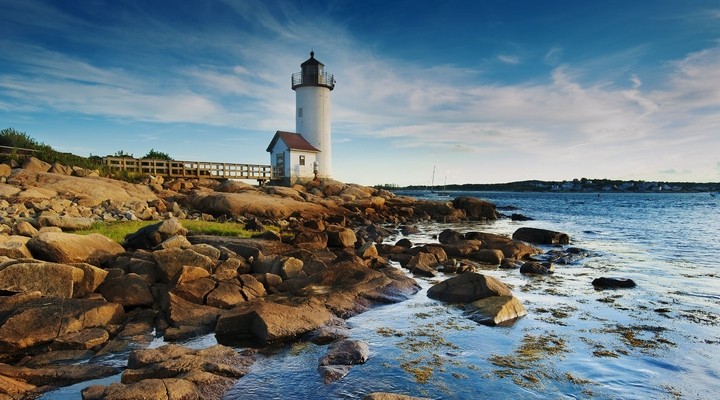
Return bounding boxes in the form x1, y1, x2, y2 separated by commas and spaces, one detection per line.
431, 165, 436, 192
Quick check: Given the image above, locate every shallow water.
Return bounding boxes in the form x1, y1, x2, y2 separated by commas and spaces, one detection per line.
46, 192, 720, 399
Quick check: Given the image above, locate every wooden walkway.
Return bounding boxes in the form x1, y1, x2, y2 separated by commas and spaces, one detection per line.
102, 157, 273, 182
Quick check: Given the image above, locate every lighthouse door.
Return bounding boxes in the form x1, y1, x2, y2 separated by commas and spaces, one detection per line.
275, 153, 285, 178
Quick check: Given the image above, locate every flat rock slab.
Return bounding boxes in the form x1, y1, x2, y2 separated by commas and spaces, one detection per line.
27, 232, 125, 266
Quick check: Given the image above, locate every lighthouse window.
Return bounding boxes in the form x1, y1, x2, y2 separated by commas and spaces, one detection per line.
299, 155, 306, 166
297, 108, 303, 118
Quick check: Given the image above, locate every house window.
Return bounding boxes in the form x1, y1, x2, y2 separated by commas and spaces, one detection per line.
299, 155, 305, 166
297, 108, 303, 118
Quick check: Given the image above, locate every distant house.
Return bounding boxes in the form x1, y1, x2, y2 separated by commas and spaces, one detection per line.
266, 130, 320, 184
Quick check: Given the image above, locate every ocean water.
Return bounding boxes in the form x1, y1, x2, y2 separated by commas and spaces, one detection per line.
227, 192, 720, 399
45, 192, 720, 399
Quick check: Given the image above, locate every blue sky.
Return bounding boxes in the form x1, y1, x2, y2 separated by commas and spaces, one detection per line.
1, 0, 719, 186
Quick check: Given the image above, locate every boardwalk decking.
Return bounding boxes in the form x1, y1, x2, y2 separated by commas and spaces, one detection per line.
102, 157, 273, 181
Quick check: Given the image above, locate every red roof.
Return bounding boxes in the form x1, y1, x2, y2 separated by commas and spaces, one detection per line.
266, 131, 320, 153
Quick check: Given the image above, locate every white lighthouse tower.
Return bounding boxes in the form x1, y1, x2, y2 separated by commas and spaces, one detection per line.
292, 51, 334, 178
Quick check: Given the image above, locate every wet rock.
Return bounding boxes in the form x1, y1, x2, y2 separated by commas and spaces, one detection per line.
404, 252, 438, 277
122, 343, 252, 382
472, 249, 504, 264
499, 258, 523, 269
52, 328, 110, 350
438, 228, 464, 244
216, 300, 334, 344
27, 232, 125, 266
395, 238, 413, 248
304, 322, 352, 345
466, 232, 542, 259
512, 227, 570, 245
511, 213, 533, 221
438, 240, 482, 257
83, 378, 198, 400
465, 295, 527, 326
318, 339, 370, 383
520, 261, 555, 275
427, 272, 512, 303
592, 277, 637, 289
0, 362, 119, 397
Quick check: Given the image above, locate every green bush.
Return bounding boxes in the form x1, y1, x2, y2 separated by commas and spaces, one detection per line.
143, 149, 172, 160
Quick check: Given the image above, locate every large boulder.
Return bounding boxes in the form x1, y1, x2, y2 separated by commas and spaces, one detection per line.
26, 232, 125, 266
452, 197, 497, 220
0, 262, 84, 298
98, 273, 155, 307
0, 297, 125, 354
512, 227, 570, 245
465, 295, 527, 326
215, 300, 334, 344
186, 191, 330, 219
427, 273, 512, 303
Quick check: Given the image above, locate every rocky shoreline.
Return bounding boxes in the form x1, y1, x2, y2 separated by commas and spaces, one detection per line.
0, 158, 580, 399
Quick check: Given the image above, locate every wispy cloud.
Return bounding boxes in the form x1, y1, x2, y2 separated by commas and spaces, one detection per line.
497, 54, 520, 64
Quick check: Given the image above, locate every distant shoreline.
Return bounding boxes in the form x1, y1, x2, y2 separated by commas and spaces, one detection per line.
380, 179, 720, 193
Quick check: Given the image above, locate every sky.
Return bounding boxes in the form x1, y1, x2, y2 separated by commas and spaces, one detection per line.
1, 0, 719, 186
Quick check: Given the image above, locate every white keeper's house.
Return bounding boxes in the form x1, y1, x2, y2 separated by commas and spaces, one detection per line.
266, 51, 335, 185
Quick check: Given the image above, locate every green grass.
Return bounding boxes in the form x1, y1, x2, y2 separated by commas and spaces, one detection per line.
77, 219, 264, 244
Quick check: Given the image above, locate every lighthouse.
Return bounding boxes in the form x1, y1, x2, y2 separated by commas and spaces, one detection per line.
292, 51, 334, 178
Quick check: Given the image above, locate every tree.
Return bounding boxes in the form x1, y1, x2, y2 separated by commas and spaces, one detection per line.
143, 149, 172, 160
113, 150, 134, 158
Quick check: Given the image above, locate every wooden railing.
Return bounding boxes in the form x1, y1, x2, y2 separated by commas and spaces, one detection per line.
0, 145, 38, 156
102, 157, 273, 181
